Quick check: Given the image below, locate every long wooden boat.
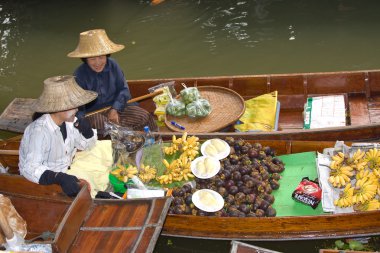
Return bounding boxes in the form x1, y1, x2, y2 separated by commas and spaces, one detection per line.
230, 241, 282, 253
3, 70, 380, 141
1, 138, 380, 241
0, 173, 171, 252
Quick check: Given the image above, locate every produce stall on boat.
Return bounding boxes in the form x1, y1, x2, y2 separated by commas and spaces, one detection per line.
3, 69, 380, 141
1, 130, 380, 242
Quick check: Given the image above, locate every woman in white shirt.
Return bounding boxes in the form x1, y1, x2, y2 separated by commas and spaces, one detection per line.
19, 75, 98, 197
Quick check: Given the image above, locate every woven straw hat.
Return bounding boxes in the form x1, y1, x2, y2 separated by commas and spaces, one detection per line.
33, 75, 98, 113
67, 29, 125, 58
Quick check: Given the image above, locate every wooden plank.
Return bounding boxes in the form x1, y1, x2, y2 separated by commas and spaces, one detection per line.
71, 198, 171, 253
348, 95, 371, 125
0, 98, 36, 133
307, 72, 366, 94
0, 98, 35, 120
53, 185, 92, 253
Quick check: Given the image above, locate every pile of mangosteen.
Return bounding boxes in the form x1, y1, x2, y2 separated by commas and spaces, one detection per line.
169, 137, 285, 217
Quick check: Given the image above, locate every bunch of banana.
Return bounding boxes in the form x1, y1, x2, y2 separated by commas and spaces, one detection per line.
329, 152, 346, 169
347, 149, 365, 164
355, 169, 372, 180
328, 165, 354, 188
163, 133, 200, 160
353, 199, 380, 211
157, 173, 173, 185
138, 164, 157, 183
163, 135, 181, 155
346, 149, 367, 171
111, 164, 138, 182
351, 160, 367, 171
334, 183, 354, 208
157, 157, 195, 185
364, 148, 380, 169
352, 177, 378, 204
180, 134, 200, 160
156, 169, 195, 185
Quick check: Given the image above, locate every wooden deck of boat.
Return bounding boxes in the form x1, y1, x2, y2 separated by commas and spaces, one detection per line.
127, 70, 380, 131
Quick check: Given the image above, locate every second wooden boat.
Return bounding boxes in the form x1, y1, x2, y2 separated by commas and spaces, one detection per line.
3, 69, 380, 141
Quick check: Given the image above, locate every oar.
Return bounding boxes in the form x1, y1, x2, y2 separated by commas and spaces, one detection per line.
0, 150, 18, 155
85, 89, 163, 117
0, 89, 164, 139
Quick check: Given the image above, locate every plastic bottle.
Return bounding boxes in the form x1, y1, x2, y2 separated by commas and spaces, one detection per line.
143, 126, 155, 146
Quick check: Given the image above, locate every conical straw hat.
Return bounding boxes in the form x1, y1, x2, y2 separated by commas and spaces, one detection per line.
33, 75, 98, 113
67, 29, 125, 58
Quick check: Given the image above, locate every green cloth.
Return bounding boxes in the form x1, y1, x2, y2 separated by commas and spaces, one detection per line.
272, 151, 324, 216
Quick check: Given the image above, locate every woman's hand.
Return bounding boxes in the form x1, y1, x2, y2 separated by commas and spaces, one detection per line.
108, 109, 120, 124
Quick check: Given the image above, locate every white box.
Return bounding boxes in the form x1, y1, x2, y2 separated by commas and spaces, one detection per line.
126, 189, 165, 199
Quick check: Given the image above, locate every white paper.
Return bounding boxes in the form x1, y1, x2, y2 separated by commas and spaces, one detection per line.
126, 189, 165, 199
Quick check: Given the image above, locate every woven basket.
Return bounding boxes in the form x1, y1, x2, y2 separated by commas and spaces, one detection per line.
165, 86, 245, 133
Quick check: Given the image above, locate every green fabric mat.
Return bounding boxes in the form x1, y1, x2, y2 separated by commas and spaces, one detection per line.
272, 151, 324, 216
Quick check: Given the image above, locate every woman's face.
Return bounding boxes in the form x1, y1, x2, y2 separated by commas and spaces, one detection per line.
56, 108, 78, 123
50, 108, 78, 126
87, 55, 107, 73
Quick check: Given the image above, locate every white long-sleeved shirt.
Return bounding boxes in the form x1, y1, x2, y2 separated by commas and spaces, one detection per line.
19, 114, 97, 183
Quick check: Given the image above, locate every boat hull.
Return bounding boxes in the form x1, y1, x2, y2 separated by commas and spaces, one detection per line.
162, 211, 380, 241
1, 138, 380, 241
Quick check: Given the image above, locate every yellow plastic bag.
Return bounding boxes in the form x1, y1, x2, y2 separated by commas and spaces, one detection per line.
68, 140, 113, 198
234, 91, 278, 132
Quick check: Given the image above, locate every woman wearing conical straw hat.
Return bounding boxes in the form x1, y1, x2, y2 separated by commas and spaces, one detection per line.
19, 75, 97, 197
68, 29, 157, 132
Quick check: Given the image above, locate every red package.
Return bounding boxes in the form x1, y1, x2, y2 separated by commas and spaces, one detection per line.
292, 177, 322, 209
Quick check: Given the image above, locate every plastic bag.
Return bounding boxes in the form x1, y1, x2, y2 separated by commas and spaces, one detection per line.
153, 86, 173, 123
103, 121, 145, 166
166, 99, 186, 117
180, 87, 201, 104
186, 98, 212, 118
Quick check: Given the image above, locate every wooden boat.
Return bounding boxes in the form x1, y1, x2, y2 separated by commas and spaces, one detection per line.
3, 69, 380, 141
1, 137, 380, 241
0, 70, 380, 141
0, 173, 171, 252
230, 241, 282, 253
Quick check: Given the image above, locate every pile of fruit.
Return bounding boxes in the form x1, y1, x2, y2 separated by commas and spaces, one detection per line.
110, 164, 138, 182
169, 137, 285, 217
329, 148, 380, 211
110, 132, 198, 187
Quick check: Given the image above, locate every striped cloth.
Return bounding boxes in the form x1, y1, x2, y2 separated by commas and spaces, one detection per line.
86, 105, 158, 132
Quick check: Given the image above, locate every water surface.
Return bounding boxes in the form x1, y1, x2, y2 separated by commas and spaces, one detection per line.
1, 1, 380, 251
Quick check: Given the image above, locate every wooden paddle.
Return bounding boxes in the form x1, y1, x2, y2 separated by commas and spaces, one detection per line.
0, 89, 163, 133
85, 89, 162, 117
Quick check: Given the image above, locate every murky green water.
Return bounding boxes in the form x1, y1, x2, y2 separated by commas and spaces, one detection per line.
1, 0, 380, 251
